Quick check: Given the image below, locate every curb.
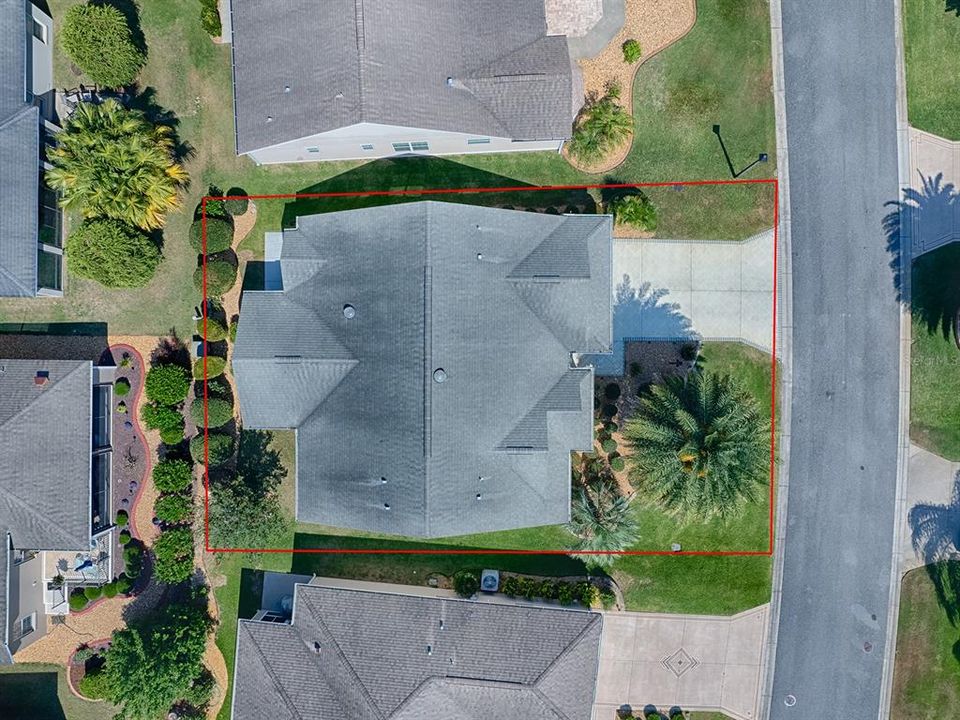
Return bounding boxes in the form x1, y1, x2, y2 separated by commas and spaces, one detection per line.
757, 0, 794, 717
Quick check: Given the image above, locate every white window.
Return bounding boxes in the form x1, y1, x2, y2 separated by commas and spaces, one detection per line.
467, 138, 490, 145
18, 613, 36, 639
392, 142, 412, 152
410, 141, 429, 151
361, 144, 374, 150
306, 147, 320, 153
32, 19, 46, 43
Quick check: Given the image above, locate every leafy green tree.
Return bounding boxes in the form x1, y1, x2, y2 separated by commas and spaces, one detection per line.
105, 601, 211, 719
569, 95, 634, 164
60, 4, 145, 87
623, 371, 769, 519
190, 396, 233, 429
141, 402, 186, 444
189, 217, 233, 254
191, 433, 234, 466
193, 259, 237, 298
47, 100, 188, 230
152, 528, 194, 584
611, 192, 659, 232
152, 459, 194, 493
66, 219, 160, 288
144, 364, 190, 405
78, 667, 112, 700
567, 477, 638, 565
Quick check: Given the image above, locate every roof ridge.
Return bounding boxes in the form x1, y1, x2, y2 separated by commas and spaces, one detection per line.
0, 262, 33, 297
531, 613, 602, 719
238, 622, 309, 720
0, 104, 36, 133
355, 0, 367, 121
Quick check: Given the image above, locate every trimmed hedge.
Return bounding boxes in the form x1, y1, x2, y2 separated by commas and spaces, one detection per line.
224, 190, 248, 216
193, 356, 226, 380
141, 402, 185, 445
84, 585, 102, 601
122, 544, 142, 578
60, 4, 145, 87
610, 456, 625, 472
189, 216, 233, 254
199, 0, 222, 36
190, 396, 233, 429
191, 432, 233, 466
102, 581, 119, 599
152, 528, 194, 584
194, 259, 237, 297
153, 459, 193, 493
195, 317, 227, 342
144, 364, 190, 405
154, 493, 193, 523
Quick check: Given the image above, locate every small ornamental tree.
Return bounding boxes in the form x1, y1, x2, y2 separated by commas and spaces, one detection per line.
611, 192, 659, 232
452, 571, 480, 597
152, 459, 194, 493
190, 397, 233, 429
191, 433, 233, 466
141, 403, 185, 445
66, 219, 160, 288
154, 494, 193, 524
144, 365, 190, 405
193, 356, 226, 380
622, 38, 642, 63
60, 4, 145, 87
194, 259, 237, 298
569, 95, 633, 164
224, 190, 249, 216
189, 217, 233, 254
199, 0, 222, 36
152, 528, 194, 584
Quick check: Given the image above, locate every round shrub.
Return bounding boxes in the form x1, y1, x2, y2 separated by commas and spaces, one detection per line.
60, 4, 145, 87
69, 589, 89, 611
114, 377, 131, 397
189, 216, 233, 254
78, 667, 112, 700
622, 38, 642, 64
604, 383, 621, 401
66, 219, 160, 288
122, 544, 142, 577
611, 193, 659, 232
194, 259, 237, 298
118, 530, 131, 545
610, 456, 625, 472
155, 493, 193, 524
604, 421, 619, 433
191, 432, 234, 466
601, 438, 617, 453
84, 585, 102, 601
141, 403, 186, 445
144, 364, 190, 405
452, 570, 480, 597
196, 317, 227, 342
190, 396, 233, 428
501, 576, 521, 597
115, 509, 129, 527
114, 573, 134, 594
193, 356, 226, 380
152, 528, 194, 584
102, 581, 118, 599
153, 458, 194, 493
224, 190, 249, 216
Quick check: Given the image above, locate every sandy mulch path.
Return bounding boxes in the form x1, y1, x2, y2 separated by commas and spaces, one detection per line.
566, 0, 698, 174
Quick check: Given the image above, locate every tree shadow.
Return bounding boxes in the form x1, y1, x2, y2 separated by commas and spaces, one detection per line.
580, 274, 697, 377
946, 0, 960, 16
126, 86, 193, 164
884, 172, 959, 313
280, 156, 596, 227
0, 670, 66, 720
150, 330, 191, 370
234, 429, 287, 498
909, 471, 960, 624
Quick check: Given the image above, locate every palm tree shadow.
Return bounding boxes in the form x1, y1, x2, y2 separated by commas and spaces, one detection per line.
947, 0, 960, 16
909, 470, 960, 624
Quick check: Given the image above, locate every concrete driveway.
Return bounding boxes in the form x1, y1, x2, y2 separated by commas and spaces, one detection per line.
609, 229, 775, 354
592, 605, 768, 720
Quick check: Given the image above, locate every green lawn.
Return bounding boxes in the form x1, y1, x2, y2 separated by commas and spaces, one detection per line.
891, 563, 960, 719
0, 0, 776, 331
910, 244, 960, 459
903, 0, 960, 139
0, 663, 116, 720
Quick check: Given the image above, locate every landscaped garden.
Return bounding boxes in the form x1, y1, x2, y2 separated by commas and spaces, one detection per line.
903, 0, 960, 140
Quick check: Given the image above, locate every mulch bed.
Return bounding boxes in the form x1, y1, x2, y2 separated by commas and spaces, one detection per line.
67, 639, 111, 700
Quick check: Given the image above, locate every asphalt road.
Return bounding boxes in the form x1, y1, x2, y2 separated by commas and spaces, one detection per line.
769, 2, 902, 719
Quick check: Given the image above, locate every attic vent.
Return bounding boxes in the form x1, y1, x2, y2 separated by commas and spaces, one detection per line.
343, 304, 356, 319
273, 355, 302, 364
313, 642, 321, 654
284, 86, 291, 93
433, 368, 447, 383
34, 370, 49, 386
446, 77, 454, 86
426, 645, 432, 655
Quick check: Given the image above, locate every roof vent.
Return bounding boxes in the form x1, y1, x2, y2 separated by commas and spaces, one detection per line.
284, 86, 291, 93
439, 619, 444, 630
381, 476, 387, 484
383, 503, 390, 510
476, 252, 483, 260
34, 370, 49, 386
433, 368, 447, 383
313, 642, 321, 654
335, 91, 344, 99
446, 77, 454, 86
426, 645, 432, 655
476, 493, 482, 501
343, 304, 356, 319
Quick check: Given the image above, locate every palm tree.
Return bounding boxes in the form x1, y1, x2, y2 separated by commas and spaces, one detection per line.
567, 475, 639, 565
569, 95, 633, 163
611, 192, 658, 232
46, 100, 189, 230
623, 371, 769, 520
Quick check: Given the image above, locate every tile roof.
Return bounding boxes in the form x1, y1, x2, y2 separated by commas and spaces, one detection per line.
233, 202, 612, 537
0, 0, 38, 297
231, 0, 575, 154
232, 583, 602, 720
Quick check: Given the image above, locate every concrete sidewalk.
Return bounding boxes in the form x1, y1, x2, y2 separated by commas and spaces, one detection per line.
593, 605, 768, 720
902, 443, 960, 573
906, 127, 960, 256
608, 229, 775, 355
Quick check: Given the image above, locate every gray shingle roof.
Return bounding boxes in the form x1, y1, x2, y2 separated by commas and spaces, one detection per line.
231, 0, 575, 154
233, 202, 612, 537
0, 359, 92, 550
232, 583, 602, 720
0, 0, 39, 298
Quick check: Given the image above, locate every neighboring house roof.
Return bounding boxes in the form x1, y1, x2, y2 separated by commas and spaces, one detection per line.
232, 583, 602, 720
231, 0, 575, 154
233, 202, 612, 537
0, 0, 39, 297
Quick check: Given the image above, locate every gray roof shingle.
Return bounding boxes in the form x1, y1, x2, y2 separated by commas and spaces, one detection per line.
231, 0, 575, 154
232, 583, 602, 720
233, 202, 612, 538
0, 0, 39, 297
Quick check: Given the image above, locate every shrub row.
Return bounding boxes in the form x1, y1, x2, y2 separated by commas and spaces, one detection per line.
141, 402, 186, 445
152, 527, 194, 584
144, 364, 190, 406
499, 576, 599, 607
190, 396, 234, 429
193, 356, 225, 380
67, 571, 137, 612
155, 493, 193, 524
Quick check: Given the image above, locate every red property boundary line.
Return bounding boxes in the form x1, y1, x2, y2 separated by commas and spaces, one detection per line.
200, 178, 779, 557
